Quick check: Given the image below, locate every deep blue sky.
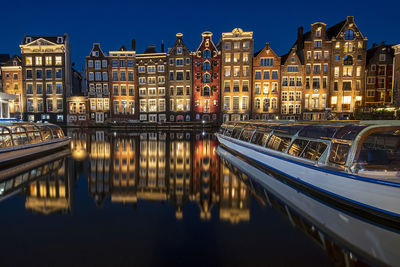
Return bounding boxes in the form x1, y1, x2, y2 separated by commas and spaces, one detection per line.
2, 0, 399, 70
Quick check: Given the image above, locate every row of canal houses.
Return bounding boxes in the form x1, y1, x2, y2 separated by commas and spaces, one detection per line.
1, 16, 399, 124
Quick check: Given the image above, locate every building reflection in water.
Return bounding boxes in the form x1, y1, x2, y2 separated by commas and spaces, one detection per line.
89, 131, 111, 207
219, 162, 250, 223
169, 132, 192, 219
111, 133, 138, 204
3, 129, 249, 223
79, 130, 249, 223
25, 158, 72, 215
192, 132, 220, 220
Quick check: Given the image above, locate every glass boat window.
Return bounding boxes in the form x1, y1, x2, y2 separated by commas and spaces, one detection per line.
41, 127, 53, 141
27, 131, 42, 144
0, 127, 12, 148
266, 135, 292, 152
329, 143, 350, 166
239, 127, 255, 142
11, 127, 28, 146
251, 130, 271, 147
288, 139, 309, 157
224, 126, 234, 137
218, 126, 226, 135
355, 128, 400, 172
334, 125, 368, 141
288, 139, 328, 161
232, 127, 243, 139
302, 141, 327, 161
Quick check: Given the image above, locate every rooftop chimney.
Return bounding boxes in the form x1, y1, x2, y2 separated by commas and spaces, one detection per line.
131, 39, 136, 51
347, 16, 354, 23
161, 41, 164, 53
297, 26, 304, 50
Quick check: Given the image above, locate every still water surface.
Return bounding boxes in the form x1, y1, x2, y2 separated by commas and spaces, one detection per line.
0, 129, 394, 266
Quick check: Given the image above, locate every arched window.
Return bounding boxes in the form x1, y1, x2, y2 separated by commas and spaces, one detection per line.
203, 73, 211, 83
345, 29, 354, 40
344, 55, 353, 65
263, 98, 270, 112
203, 86, 210, 96
203, 50, 211, 59
203, 61, 210, 70
271, 98, 277, 109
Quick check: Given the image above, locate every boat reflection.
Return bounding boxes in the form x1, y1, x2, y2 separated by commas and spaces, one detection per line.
217, 145, 400, 266
0, 152, 72, 215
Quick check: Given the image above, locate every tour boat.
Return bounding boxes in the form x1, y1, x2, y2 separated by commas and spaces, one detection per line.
217, 147, 400, 266
0, 122, 70, 167
216, 120, 400, 226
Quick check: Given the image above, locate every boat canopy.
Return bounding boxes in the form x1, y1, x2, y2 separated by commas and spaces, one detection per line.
0, 122, 65, 149
219, 121, 400, 177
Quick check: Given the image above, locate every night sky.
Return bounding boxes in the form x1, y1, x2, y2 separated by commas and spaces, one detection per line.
2, 0, 399, 70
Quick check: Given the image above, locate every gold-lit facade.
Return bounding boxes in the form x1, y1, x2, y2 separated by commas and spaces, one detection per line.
221, 28, 254, 121
280, 48, 305, 120
0, 55, 23, 119
67, 96, 89, 125
252, 43, 280, 119
20, 35, 72, 123
109, 46, 137, 120
329, 16, 367, 118
86, 43, 110, 123
136, 45, 167, 122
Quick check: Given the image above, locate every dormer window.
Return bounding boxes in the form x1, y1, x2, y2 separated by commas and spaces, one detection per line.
92, 51, 99, 57
26, 37, 32, 43
57, 37, 63, 43
177, 47, 182, 54
316, 28, 321, 38
345, 29, 354, 40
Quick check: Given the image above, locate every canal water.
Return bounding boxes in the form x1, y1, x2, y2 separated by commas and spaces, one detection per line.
0, 129, 397, 266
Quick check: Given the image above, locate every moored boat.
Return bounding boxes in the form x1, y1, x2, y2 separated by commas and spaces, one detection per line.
0, 122, 70, 168
216, 120, 400, 226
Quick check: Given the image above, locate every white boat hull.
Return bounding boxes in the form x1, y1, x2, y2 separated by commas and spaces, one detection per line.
217, 134, 400, 222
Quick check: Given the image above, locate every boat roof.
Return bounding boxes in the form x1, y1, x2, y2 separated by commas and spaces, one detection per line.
0, 122, 61, 133
221, 120, 400, 141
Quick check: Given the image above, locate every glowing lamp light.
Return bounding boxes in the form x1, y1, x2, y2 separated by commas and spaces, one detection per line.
355, 96, 362, 101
